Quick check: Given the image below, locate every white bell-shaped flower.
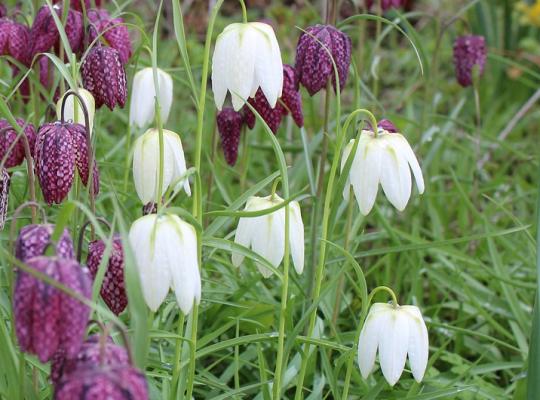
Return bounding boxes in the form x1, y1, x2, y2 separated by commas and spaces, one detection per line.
211, 22, 283, 111
132, 128, 191, 204
358, 303, 429, 386
341, 120, 424, 215
130, 67, 173, 128
129, 213, 201, 314
56, 88, 95, 136
233, 194, 304, 278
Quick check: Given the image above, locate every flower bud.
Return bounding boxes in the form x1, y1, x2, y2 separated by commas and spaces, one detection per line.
129, 67, 173, 128
453, 35, 487, 87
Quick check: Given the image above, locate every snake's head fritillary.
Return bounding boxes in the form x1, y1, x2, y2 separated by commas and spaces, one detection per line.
88, 9, 132, 65
15, 224, 75, 262
217, 108, 244, 166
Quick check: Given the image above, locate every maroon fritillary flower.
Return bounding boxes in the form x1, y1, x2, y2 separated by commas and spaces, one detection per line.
53, 0, 103, 11
244, 90, 284, 134
0, 119, 36, 168
87, 235, 127, 315
281, 64, 304, 128
453, 35, 487, 87
366, 119, 398, 133
30, 5, 84, 57
0, 5, 6, 18
15, 224, 75, 262
295, 24, 352, 96
0, 18, 31, 65
82, 46, 127, 110
87, 9, 132, 65
217, 108, 244, 166
365, 0, 404, 11
35, 122, 99, 204
0, 168, 9, 230
51, 335, 129, 385
54, 363, 148, 399
14, 256, 91, 363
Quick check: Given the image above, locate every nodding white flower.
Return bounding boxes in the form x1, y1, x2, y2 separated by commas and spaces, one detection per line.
129, 214, 201, 314
341, 120, 424, 216
212, 22, 283, 112
56, 89, 95, 136
358, 303, 429, 386
130, 67, 173, 129
233, 194, 304, 278
132, 128, 191, 204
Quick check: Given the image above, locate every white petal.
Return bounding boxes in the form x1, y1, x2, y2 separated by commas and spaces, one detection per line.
378, 307, 410, 386
288, 201, 304, 274
129, 216, 171, 311
395, 134, 424, 194
402, 306, 429, 382
350, 135, 381, 216
168, 217, 201, 315
251, 209, 285, 277
232, 217, 253, 267
228, 24, 257, 111
251, 22, 283, 107
211, 30, 233, 110
164, 130, 191, 196
379, 138, 412, 211
357, 304, 391, 379
341, 140, 354, 202
158, 69, 174, 124
130, 68, 156, 128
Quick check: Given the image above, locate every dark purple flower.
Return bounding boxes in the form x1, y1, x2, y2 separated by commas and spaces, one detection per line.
14, 256, 91, 363
87, 235, 127, 315
0, 118, 36, 168
82, 46, 127, 110
15, 224, 75, 262
365, 0, 405, 11
53, 0, 104, 11
0, 168, 9, 230
366, 119, 398, 133
87, 9, 132, 65
295, 24, 352, 96
0, 18, 31, 65
51, 335, 129, 385
244, 90, 284, 134
30, 5, 84, 57
217, 108, 244, 166
0, 5, 6, 18
453, 35, 487, 87
35, 122, 99, 205
281, 64, 304, 128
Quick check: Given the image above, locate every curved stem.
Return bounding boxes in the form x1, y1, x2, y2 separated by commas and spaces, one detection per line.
368, 285, 399, 307
238, 0, 248, 23
270, 177, 282, 198
76, 217, 112, 262
60, 90, 96, 218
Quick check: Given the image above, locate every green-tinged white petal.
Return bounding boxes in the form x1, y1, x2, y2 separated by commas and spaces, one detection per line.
163, 131, 191, 196
402, 305, 429, 382
341, 140, 354, 202
129, 215, 171, 312
130, 67, 174, 128
288, 201, 304, 274
395, 134, 425, 194
350, 134, 382, 215
252, 209, 285, 278
56, 88, 95, 136
378, 308, 410, 386
229, 25, 257, 111
358, 304, 391, 379
233, 216, 254, 267
379, 137, 412, 211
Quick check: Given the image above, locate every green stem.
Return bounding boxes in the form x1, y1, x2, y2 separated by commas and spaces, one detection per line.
238, 0, 248, 23
294, 109, 377, 400
170, 313, 185, 400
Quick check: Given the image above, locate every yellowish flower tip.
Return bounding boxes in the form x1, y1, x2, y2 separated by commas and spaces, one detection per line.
517, 1, 540, 26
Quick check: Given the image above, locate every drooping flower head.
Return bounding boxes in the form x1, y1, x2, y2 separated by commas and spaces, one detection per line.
295, 24, 352, 96
35, 122, 99, 204
132, 128, 190, 204
87, 235, 127, 315
130, 67, 173, 128
453, 35, 487, 87
217, 107, 244, 166
358, 303, 429, 386
56, 89, 96, 136
129, 214, 201, 314
15, 224, 75, 262
51, 334, 129, 385
87, 9, 132, 65
233, 194, 304, 278
341, 119, 424, 215
0, 118, 36, 168
14, 256, 91, 363
212, 22, 283, 111
0, 4, 6, 18
0, 18, 31, 65
281, 64, 304, 128
0, 168, 9, 230
82, 45, 127, 110
53, 0, 104, 11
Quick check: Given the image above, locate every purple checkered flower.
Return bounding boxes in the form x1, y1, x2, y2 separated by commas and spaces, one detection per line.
82, 45, 127, 110
14, 256, 91, 363
217, 108, 244, 166
35, 122, 99, 205
0, 18, 31, 65
15, 224, 74, 262
51, 335, 129, 385
243, 89, 285, 134
281, 64, 304, 128
53, 0, 103, 11
0, 118, 36, 168
87, 235, 127, 315
0, 168, 9, 230
453, 35, 487, 87
87, 9, 132, 65
0, 5, 6, 18
295, 24, 352, 96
